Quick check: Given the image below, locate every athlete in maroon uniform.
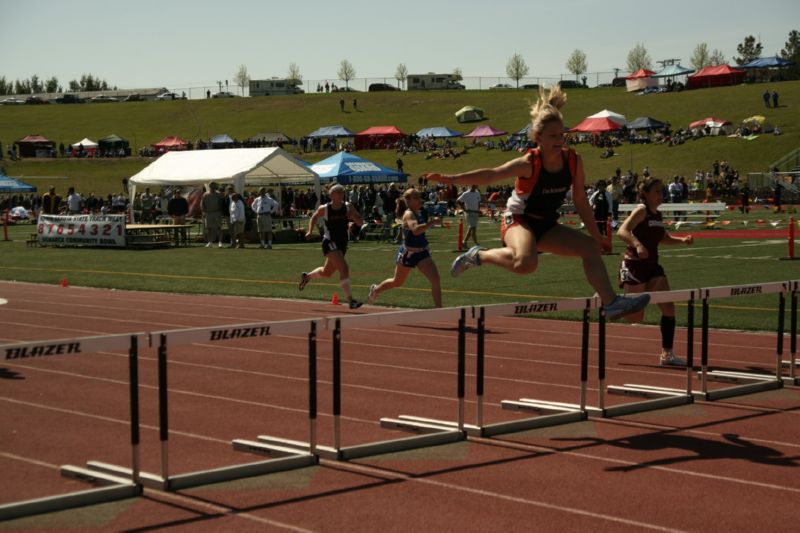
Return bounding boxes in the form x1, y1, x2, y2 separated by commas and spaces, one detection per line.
617, 177, 694, 366
424, 84, 650, 320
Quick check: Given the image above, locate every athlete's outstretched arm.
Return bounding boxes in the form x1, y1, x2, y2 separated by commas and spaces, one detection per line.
305, 205, 325, 239
424, 154, 532, 186
347, 203, 364, 226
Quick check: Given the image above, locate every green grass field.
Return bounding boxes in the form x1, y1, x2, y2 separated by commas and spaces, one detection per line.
2, 81, 799, 197
1, 210, 796, 332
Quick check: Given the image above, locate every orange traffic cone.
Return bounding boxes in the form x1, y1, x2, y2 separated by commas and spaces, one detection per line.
331, 292, 340, 305
60, 277, 69, 288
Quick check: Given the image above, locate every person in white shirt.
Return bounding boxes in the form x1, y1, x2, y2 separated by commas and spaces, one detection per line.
229, 192, 246, 248
66, 187, 82, 214
252, 187, 279, 249
668, 176, 683, 221
457, 185, 482, 247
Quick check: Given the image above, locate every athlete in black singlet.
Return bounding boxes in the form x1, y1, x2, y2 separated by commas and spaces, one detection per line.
424, 84, 650, 320
299, 183, 365, 309
617, 177, 694, 366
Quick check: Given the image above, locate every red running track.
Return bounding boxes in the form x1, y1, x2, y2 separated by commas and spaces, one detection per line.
1, 281, 798, 532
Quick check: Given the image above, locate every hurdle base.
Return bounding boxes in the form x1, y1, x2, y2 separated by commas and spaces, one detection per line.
470, 399, 588, 437
695, 370, 782, 401
600, 385, 693, 417
0, 483, 140, 522
317, 430, 465, 461
781, 359, 800, 368
782, 376, 800, 386
82, 462, 166, 490
381, 415, 482, 437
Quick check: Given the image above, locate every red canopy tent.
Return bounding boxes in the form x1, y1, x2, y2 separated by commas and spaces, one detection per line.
687, 65, 745, 89
569, 117, 624, 133
153, 136, 189, 153
626, 69, 656, 79
354, 126, 405, 149
14, 134, 55, 158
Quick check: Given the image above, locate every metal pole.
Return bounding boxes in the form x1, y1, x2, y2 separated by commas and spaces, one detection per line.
308, 321, 317, 456
598, 305, 606, 411
791, 284, 797, 379
157, 333, 169, 486
580, 303, 589, 412
457, 309, 466, 432
686, 292, 695, 395
701, 294, 709, 394
476, 307, 485, 428
128, 335, 140, 486
777, 290, 786, 380
333, 319, 341, 452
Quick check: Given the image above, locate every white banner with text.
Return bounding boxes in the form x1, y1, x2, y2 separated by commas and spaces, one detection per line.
38, 214, 126, 247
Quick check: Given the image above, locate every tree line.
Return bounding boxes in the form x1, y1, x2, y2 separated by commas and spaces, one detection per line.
0, 73, 117, 96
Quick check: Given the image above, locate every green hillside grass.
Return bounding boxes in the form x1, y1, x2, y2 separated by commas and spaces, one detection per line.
2, 82, 799, 196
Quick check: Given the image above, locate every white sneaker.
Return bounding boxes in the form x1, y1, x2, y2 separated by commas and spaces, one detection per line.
205, 242, 211, 248
450, 245, 485, 277
660, 351, 687, 367
604, 293, 651, 320
218, 243, 223, 248
368, 284, 378, 305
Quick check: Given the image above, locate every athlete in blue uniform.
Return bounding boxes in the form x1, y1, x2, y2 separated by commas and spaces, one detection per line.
368, 188, 442, 307
425, 84, 649, 320
617, 177, 694, 366
299, 184, 365, 309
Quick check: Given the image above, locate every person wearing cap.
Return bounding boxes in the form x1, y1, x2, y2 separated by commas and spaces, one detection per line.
252, 187, 279, 248
201, 182, 224, 247
299, 183, 365, 309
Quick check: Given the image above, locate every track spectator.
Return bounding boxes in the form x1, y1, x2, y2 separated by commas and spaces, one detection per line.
167, 189, 189, 225
252, 187, 279, 249
201, 183, 224, 247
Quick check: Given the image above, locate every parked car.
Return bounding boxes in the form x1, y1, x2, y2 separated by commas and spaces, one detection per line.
559, 80, 585, 89
25, 96, 49, 105
447, 81, 466, 90
211, 91, 237, 98
489, 83, 513, 90
123, 93, 143, 102
611, 77, 627, 88
332, 87, 360, 92
0, 97, 25, 105
521, 83, 540, 90
54, 94, 86, 104
90, 95, 118, 103
157, 92, 187, 100
368, 83, 400, 92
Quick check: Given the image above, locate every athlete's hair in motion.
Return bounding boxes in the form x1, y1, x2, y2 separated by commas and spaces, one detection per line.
638, 177, 663, 208
529, 83, 568, 139
395, 187, 420, 221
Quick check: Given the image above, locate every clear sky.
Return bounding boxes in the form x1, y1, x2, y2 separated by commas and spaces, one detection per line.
2, 0, 798, 92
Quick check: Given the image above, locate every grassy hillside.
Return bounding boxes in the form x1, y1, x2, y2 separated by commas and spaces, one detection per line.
1, 81, 799, 196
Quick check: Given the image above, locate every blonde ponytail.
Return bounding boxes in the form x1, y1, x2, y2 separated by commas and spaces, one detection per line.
529, 84, 567, 139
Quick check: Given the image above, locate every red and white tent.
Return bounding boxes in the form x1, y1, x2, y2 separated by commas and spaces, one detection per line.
569, 117, 624, 133
354, 126, 405, 150
688, 117, 733, 136
153, 136, 189, 153
625, 69, 658, 92
463, 125, 508, 138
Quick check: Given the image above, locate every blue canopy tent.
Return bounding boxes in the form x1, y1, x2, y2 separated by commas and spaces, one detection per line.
415, 127, 463, 138
741, 56, 794, 69
0, 175, 37, 193
310, 152, 407, 185
307, 125, 356, 138
651, 64, 694, 78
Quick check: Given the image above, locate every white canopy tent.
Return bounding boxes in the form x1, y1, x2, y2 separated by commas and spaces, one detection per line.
587, 109, 627, 126
128, 147, 320, 220
71, 137, 99, 149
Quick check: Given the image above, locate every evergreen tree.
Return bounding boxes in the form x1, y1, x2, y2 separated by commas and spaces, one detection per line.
734, 35, 763, 65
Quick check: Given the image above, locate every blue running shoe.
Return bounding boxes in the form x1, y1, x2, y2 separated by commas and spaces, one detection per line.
604, 293, 650, 320
450, 245, 485, 277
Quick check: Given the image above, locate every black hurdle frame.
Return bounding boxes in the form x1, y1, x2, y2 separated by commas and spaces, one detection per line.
324, 310, 468, 461
0, 334, 143, 521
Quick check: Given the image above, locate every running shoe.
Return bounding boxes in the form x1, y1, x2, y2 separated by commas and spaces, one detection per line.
349, 299, 363, 309
368, 284, 378, 305
298, 272, 310, 291
660, 351, 687, 367
450, 245, 485, 277
604, 293, 651, 320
